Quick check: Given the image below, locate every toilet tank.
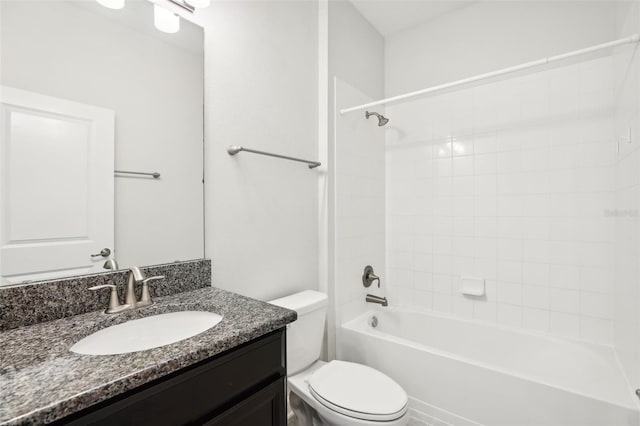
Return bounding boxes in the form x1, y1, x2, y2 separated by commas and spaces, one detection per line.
269, 290, 328, 375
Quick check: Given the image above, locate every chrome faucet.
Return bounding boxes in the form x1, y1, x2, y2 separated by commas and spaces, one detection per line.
125, 266, 165, 308
90, 266, 165, 314
366, 294, 388, 307
124, 266, 145, 307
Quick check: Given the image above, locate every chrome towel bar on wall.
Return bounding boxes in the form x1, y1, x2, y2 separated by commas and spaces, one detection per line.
115, 170, 161, 178
227, 146, 321, 169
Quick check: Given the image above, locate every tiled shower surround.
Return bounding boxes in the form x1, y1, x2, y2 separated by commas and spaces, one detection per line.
385, 56, 619, 344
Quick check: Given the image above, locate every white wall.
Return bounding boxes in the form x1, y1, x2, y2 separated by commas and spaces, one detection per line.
334, 78, 386, 355
385, 1, 619, 97
191, 1, 320, 301
1, 1, 204, 269
613, 0, 640, 396
329, 0, 385, 101
327, 0, 384, 359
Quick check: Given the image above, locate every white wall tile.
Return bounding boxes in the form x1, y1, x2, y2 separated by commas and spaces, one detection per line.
523, 240, 550, 263
474, 133, 497, 154
453, 295, 474, 318
580, 266, 610, 293
497, 260, 523, 283
433, 273, 453, 294
549, 288, 580, 314
385, 57, 616, 344
433, 293, 453, 313
475, 196, 498, 216
522, 262, 549, 286
523, 307, 550, 332
581, 316, 612, 344
453, 217, 474, 236
497, 281, 523, 305
474, 154, 497, 175
498, 218, 524, 239
550, 312, 581, 339
548, 264, 580, 290
498, 304, 523, 328
497, 151, 523, 173
497, 196, 523, 216
523, 285, 550, 310
475, 175, 497, 195
453, 156, 474, 176
473, 300, 497, 323
580, 291, 612, 319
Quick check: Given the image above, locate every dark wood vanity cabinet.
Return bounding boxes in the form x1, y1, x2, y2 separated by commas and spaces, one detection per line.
58, 329, 287, 426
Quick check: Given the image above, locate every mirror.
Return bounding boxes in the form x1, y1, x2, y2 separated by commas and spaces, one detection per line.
0, 1, 204, 285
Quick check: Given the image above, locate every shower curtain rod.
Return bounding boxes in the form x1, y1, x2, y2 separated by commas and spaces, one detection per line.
340, 34, 640, 115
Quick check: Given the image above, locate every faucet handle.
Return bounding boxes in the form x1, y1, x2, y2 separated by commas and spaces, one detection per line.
138, 275, 165, 306
362, 265, 381, 288
89, 284, 122, 313
142, 275, 165, 285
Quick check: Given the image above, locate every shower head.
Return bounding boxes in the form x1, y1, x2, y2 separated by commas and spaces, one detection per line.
365, 111, 389, 126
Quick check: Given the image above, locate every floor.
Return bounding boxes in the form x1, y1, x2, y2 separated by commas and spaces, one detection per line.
287, 413, 441, 426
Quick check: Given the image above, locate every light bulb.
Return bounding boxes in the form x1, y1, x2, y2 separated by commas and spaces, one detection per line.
154, 4, 180, 34
96, 0, 125, 9
187, 0, 210, 8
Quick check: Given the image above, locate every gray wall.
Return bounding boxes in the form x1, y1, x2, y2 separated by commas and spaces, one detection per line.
386, 1, 620, 96
193, 1, 320, 300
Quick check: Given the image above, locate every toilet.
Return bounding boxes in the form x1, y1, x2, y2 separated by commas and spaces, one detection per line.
269, 290, 409, 426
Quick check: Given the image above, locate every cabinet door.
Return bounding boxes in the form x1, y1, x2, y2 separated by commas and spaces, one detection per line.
204, 377, 286, 426
58, 330, 285, 426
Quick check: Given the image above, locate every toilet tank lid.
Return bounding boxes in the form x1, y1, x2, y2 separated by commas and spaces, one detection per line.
269, 290, 327, 315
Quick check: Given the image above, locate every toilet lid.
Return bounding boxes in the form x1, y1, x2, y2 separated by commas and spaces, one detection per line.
308, 360, 408, 421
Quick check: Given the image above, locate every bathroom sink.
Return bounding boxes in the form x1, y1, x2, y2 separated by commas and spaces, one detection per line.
70, 311, 223, 355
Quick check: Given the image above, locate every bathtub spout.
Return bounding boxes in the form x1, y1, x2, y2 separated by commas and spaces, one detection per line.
366, 294, 388, 307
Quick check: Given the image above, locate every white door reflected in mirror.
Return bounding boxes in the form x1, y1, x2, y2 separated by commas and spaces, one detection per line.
0, 86, 115, 285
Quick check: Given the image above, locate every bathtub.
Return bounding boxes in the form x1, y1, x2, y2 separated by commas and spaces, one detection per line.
340, 309, 639, 426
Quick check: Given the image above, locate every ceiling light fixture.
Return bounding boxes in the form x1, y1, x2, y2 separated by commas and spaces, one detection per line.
154, 4, 180, 33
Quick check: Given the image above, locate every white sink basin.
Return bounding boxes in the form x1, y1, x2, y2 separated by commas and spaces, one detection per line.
71, 311, 223, 355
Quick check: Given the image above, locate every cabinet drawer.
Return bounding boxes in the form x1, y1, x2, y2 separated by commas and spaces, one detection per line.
60, 329, 285, 425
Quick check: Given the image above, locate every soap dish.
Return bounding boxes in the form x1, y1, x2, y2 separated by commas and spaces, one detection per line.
460, 277, 485, 297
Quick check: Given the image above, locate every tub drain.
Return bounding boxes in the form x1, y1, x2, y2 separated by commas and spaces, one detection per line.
369, 316, 378, 328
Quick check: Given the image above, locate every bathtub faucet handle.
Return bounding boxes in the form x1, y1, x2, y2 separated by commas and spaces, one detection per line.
363, 265, 381, 288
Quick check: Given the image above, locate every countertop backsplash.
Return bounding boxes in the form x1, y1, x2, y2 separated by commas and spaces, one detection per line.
0, 259, 211, 331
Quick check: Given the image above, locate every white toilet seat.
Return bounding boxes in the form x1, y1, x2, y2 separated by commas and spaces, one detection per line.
288, 361, 409, 426
308, 360, 408, 422
310, 388, 408, 422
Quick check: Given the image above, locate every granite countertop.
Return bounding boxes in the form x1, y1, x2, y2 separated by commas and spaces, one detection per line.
0, 287, 296, 425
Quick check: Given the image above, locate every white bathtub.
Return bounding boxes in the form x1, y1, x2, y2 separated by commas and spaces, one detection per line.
340, 309, 639, 426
